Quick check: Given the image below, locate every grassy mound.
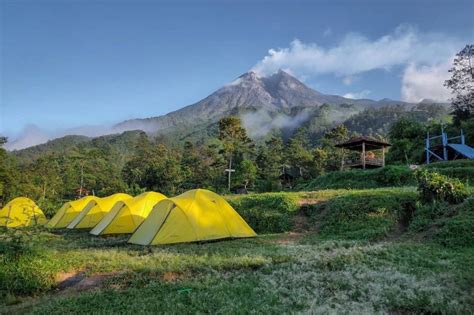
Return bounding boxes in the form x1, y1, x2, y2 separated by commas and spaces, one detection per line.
303, 166, 415, 190
228, 193, 299, 233
302, 160, 474, 191
314, 188, 417, 240
434, 197, 474, 247
0, 229, 66, 300
425, 160, 474, 184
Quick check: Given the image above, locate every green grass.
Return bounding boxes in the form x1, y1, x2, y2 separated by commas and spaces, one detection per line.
3, 233, 473, 314
315, 188, 417, 240
1, 187, 473, 314
301, 160, 474, 191
302, 165, 415, 190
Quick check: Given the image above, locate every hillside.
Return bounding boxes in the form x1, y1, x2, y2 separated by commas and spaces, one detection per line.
114, 70, 414, 137
14, 130, 145, 161
9, 70, 449, 155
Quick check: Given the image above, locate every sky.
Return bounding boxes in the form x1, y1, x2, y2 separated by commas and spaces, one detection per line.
1, 0, 473, 141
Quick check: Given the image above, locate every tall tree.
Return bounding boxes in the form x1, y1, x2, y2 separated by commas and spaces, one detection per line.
445, 44, 474, 124
386, 117, 425, 164
256, 137, 284, 191
218, 116, 253, 190
320, 124, 350, 171
234, 159, 257, 192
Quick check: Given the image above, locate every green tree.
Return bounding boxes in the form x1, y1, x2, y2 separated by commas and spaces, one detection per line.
256, 137, 284, 191
234, 159, 257, 192
320, 124, 350, 171
286, 136, 313, 179
0, 137, 19, 204
218, 116, 253, 190
311, 147, 328, 177
387, 118, 425, 164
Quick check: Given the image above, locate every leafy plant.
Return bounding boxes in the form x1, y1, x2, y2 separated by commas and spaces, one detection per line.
414, 169, 467, 204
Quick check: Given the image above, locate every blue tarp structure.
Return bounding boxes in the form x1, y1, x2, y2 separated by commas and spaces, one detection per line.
448, 144, 474, 159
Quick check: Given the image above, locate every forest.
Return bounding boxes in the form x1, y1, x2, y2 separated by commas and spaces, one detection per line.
1, 102, 473, 218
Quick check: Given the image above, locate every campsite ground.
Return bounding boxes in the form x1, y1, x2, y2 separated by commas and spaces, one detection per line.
1, 187, 473, 314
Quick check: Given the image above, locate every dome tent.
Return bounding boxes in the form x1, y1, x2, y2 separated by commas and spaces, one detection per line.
67, 193, 132, 229
46, 196, 99, 228
91, 192, 167, 235
0, 197, 48, 228
128, 189, 256, 245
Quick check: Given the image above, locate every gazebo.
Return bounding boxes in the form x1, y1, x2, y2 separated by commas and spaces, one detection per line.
335, 136, 391, 169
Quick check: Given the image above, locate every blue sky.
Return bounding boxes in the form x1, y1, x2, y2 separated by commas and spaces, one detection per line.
1, 0, 473, 140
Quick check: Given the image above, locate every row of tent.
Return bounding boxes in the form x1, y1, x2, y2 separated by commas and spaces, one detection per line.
0, 189, 256, 245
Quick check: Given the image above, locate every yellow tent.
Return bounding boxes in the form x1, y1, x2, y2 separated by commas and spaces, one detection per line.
46, 196, 99, 228
67, 193, 132, 229
0, 197, 48, 228
91, 192, 167, 235
128, 189, 256, 245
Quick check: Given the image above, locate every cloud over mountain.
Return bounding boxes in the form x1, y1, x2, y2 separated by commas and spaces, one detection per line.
252, 25, 461, 102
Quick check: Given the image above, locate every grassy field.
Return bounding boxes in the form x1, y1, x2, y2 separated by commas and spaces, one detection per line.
1, 187, 473, 314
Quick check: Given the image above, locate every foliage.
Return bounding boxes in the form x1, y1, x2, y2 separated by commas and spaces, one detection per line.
320, 124, 350, 171
414, 169, 467, 204
256, 137, 284, 192
434, 197, 474, 247
234, 159, 257, 191
444, 44, 474, 124
0, 228, 64, 298
386, 117, 426, 164
228, 193, 299, 233
304, 165, 415, 190
408, 202, 453, 232
345, 104, 448, 138
316, 189, 417, 240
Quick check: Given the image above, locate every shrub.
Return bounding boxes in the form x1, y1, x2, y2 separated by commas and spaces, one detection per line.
228, 193, 299, 233
414, 169, 468, 204
318, 189, 417, 241
303, 166, 415, 190
424, 160, 474, 184
0, 228, 63, 300
409, 202, 451, 232
435, 197, 474, 247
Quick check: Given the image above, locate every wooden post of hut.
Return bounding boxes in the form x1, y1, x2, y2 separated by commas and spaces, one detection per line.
335, 136, 391, 170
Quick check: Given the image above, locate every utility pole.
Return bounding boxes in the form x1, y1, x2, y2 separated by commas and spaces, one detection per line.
224, 157, 235, 191
79, 163, 84, 198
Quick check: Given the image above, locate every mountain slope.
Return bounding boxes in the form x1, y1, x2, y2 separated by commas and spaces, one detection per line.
114, 70, 411, 135
10, 70, 421, 151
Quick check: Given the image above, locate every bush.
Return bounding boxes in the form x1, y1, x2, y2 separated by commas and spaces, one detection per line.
424, 160, 474, 184
409, 202, 452, 232
414, 169, 467, 204
228, 193, 299, 233
317, 189, 417, 241
303, 166, 415, 190
0, 228, 63, 300
435, 197, 474, 247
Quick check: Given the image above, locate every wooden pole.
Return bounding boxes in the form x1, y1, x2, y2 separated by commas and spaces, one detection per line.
340, 148, 344, 171
382, 146, 385, 167
362, 142, 366, 169
228, 157, 232, 191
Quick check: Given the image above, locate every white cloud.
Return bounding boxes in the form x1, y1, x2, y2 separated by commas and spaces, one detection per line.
252, 25, 461, 101
343, 90, 371, 99
401, 62, 452, 103
252, 25, 459, 78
